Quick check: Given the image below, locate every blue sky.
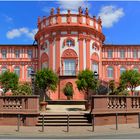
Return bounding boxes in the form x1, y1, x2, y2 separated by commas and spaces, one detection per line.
0, 1, 140, 45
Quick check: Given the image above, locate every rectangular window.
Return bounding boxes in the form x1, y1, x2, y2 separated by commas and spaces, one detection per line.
2, 50, 7, 59
133, 49, 138, 58
120, 49, 125, 58
108, 49, 113, 58
15, 50, 20, 58
64, 60, 76, 76
107, 67, 113, 78
27, 50, 33, 58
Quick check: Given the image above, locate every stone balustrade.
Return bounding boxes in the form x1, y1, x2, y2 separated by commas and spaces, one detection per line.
91, 95, 140, 113
37, 14, 102, 33
0, 95, 39, 114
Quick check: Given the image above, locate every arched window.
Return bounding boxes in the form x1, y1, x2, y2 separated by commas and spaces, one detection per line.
107, 67, 113, 78
62, 49, 77, 76
1, 67, 7, 74
92, 62, 98, 74
63, 38, 75, 47
14, 66, 20, 77
27, 67, 33, 78
66, 40, 74, 47
120, 67, 126, 75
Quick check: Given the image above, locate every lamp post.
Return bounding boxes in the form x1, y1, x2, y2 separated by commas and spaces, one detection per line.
94, 71, 99, 95
30, 70, 36, 95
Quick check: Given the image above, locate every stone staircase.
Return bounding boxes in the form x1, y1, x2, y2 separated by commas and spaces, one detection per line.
36, 113, 92, 126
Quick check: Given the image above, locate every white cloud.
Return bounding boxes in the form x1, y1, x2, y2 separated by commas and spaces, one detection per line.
2, 14, 13, 23
57, 0, 91, 11
42, 0, 91, 14
98, 5, 124, 28
6, 28, 38, 40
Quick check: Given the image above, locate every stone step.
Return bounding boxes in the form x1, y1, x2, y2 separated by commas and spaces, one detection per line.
37, 113, 92, 126
36, 123, 92, 126
37, 120, 90, 123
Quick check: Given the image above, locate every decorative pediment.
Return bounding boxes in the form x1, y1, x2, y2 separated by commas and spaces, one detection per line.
91, 53, 99, 62
62, 49, 78, 58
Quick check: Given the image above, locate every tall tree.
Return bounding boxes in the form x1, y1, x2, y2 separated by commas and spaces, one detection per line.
0, 71, 19, 93
13, 83, 32, 95
76, 69, 98, 104
35, 68, 58, 102
120, 70, 140, 95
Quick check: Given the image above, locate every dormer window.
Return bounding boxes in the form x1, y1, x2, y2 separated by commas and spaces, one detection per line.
66, 40, 74, 47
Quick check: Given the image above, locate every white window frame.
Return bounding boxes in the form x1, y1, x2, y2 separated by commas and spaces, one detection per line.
2, 50, 7, 59
120, 49, 125, 58
107, 67, 113, 78
14, 66, 20, 77
120, 67, 126, 75
108, 49, 113, 58
64, 59, 76, 76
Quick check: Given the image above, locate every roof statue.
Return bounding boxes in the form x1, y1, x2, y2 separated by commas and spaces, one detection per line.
85, 7, 89, 16
67, 9, 71, 15
57, 7, 60, 14
50, 8, 54, 16
78, 7, 83, 15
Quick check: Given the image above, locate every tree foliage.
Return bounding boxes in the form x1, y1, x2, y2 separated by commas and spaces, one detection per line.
108, 80, 116, 95
120, 70, 140, 95
35, 68, 59, 101
76, 69, 98, 97
0, 71, 18, 93
13, 83, 32, 95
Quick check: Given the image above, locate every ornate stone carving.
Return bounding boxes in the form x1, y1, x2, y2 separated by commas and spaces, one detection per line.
62, 49, 78, 58
41, 52, 48, 63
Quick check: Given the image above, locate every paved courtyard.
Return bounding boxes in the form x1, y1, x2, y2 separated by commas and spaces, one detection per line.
45, 104, 88, 114
0, 123, 140, 138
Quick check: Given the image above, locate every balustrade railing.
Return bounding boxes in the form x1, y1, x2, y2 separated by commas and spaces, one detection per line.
91, 96, 140, 113
0, 95, 39, 114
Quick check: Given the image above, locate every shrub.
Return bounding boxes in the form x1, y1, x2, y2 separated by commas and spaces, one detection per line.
63, 84, 74, 99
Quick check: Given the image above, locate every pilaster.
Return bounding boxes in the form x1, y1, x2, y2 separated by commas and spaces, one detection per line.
78, 36, 84, 71
49, 38, 53, 70
85, 38, 90, 69
55, 36, 60, 74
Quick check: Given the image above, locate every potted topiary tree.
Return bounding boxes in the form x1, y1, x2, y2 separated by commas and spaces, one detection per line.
63, 83, 74, 100
35, 68, 58, 111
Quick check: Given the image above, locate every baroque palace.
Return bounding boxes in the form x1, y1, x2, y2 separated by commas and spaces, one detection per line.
1, 8, 139, 100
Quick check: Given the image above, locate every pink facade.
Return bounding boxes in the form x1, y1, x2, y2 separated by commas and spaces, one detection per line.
1, 8, 139, 100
